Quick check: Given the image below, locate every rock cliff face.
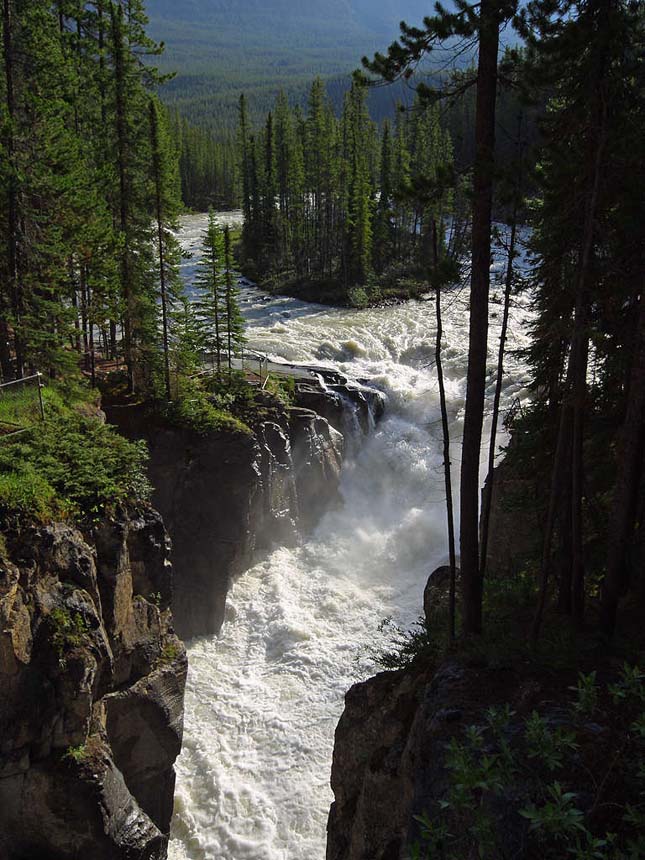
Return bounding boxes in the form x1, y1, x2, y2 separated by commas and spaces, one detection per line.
0, 507, 186, 860
327, 657, 536, 860
108, 373, 384, 639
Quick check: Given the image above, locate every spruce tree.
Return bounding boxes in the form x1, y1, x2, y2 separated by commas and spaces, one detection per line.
194, 209, 225, 376
222, 226, 245, 374
149, 96, 183, 401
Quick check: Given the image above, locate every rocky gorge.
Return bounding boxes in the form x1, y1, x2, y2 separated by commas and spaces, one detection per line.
107, 368, 385, 639
0, 363, 384, 860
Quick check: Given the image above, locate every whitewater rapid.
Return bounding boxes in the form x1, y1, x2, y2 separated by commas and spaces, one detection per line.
169, 213, 532, 860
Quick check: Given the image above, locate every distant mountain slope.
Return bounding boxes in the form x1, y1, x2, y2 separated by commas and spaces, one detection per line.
146, 0, 430, 128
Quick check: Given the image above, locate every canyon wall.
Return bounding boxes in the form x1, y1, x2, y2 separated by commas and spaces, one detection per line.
108, 373, 385, 638
0, 506, 186, 860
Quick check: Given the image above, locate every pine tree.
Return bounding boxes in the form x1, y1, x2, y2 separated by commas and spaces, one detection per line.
372, 120, 395, 274
194, 209, 225, 376
341, 82, 374, 288
149, 96, 183, 401
222, 226, 245, 374
0, 0, 92, 379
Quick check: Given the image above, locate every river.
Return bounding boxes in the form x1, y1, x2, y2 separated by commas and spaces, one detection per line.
168, 212, 532, 860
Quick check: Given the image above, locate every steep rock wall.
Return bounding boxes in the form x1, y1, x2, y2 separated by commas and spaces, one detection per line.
326, 658, 540, 860
0, 507, 186, 860
108, 376, 384, 639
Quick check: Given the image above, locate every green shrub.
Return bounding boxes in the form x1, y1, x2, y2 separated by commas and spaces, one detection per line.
0, 466, 59, 523
0, 410, 151, 526
64, 744, 88, 764
407, 668, 645, 860
159, 641, 181, 664
50, 607, 88, 662
157, 375, 250, 436
264, 374, 296, 407
347, 286, 369, 308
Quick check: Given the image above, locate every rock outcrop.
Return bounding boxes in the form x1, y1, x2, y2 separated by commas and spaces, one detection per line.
294, 367, 386, 437
107, 371, 384, 639
327, 658, 531, 860
422, 565, 459, 627
483, 457, 541, 578
0, 508, 186, 860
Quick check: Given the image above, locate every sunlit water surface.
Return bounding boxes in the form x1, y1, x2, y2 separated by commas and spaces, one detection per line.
169, 212, 533, 860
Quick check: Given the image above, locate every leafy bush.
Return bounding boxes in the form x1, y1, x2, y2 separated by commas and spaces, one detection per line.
347, 286, 370, 308
156, 375, 250, 436
264, 374, 296, 407
50, 607, 89, 664
64, 744, 88, 764
0, 411, 151, 526
158, 640, 181, 665
0, 466, 59, 522
408, 666, 645, 860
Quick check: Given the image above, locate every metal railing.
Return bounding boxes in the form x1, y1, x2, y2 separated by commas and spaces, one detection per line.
199, 348, 270, 385
0, 373, 46, 439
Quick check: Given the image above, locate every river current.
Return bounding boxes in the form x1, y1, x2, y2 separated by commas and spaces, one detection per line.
169, 212, 532, 860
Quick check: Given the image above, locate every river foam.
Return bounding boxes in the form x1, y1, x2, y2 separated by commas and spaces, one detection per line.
169, 213, 532, 860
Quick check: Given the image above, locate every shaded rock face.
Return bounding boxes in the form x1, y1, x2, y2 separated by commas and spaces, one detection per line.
423, 565, 460, 627
289, 407, 344, 531
107, 374, 382, 639
327, 659, 526, 860
0, 510, 186, 860
483, 458, 541, 578
144, 426, 265, 639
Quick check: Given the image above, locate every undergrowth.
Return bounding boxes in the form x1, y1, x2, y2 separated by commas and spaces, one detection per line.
408, 666, 645, 860
0, 381, 150, 529
155, 374, 250, 436
50, 607, 89, 667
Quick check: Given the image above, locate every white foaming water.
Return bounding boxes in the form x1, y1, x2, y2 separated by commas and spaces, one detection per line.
169, 213, 533, 860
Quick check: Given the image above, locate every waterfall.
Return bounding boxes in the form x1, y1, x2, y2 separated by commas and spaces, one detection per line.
170, 213, 533, 860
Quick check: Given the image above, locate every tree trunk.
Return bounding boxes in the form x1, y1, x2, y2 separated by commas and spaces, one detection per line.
556, 462, 573, 614
532, 365, 574, 641
3, 0, 22, 378
459, 0, 499, 636
600, 287, 645, 635
570, 70, 609, 624
433, 220, 458, 641
479, 217, 517, 578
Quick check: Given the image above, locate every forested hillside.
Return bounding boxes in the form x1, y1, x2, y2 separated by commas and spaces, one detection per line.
146, 0, 430, 128
0, 0, 255, 527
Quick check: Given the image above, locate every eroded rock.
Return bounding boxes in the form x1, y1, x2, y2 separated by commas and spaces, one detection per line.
107, 371, 384, 639
0, 510, 185, 860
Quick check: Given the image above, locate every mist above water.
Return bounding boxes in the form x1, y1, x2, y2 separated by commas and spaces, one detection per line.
169, 213, 532, 860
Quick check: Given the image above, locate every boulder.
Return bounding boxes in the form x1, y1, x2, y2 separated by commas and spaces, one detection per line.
423, 565, 459, 627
